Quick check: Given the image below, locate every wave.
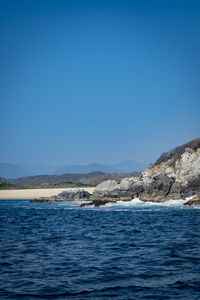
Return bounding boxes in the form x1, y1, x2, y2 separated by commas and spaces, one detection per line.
103, 198, 190, 209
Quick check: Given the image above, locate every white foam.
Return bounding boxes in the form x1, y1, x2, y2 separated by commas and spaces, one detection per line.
185, 195, 195, 201
104, 198, 188, 209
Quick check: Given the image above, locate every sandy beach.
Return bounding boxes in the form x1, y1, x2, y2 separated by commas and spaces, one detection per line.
0, 187, 95, 200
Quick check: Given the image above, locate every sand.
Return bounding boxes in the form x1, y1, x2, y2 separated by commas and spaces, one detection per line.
0, 187, 95, 199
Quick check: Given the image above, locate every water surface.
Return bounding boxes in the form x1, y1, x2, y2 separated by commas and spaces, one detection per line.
0, 199, 200, 299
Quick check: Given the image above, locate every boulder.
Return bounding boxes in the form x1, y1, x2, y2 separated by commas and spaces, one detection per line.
129, 178, 144, 197
140, 174, 175, 202
183, 174, 200, 198
93, 180, 119, 197
30, 189, 91, 202
166, 180, 183, 199
31, 196, 62, 202
93, 177, 145, 201
79, 199, 116, 208
58, 189, 91, 201
79, 197, 132, 208
119, 177, 138, 190
151, 174, 175, 192
104, 188, 133, 199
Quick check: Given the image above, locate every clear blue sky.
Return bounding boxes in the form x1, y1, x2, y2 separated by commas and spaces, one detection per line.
0, 0, 199, 166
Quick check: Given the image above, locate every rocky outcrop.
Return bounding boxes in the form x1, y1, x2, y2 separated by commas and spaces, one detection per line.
58, 189, 91, 201
166, 180, 183, 199
93, 180, 120, 197
140, 174, 175, 202
79, 197, 133, 208
142, 140, 200, 185
31, 139, 200, 206
182, 174, 200, 198
80, 199, 117, 208
119, 177, 138, 190
138, 139, 200, 202
30, 189, 91, 202
84, 138, 200, 205
184, 194, 200, 206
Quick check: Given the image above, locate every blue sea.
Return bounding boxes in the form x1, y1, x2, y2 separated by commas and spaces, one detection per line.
0, 199, 200, 299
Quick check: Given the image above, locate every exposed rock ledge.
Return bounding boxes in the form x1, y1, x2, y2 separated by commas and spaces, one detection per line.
184, 194, 200, 206
30, 189, 91, 202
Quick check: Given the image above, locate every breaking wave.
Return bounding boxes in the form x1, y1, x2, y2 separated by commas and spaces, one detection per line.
99, 197, 199, 210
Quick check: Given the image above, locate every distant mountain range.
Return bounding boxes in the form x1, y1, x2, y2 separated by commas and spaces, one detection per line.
0, 160, 147, 179
55, 161, 146, 175
54, 164, 118, 175
110, 160, 147, 173
0, 163, 29, 179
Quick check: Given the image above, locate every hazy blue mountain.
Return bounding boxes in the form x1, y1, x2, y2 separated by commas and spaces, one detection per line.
54, 160, 147, 175
20, 163, 59, 176
0, 160, 147, 179
54, 164, 119, 174
111, 160, 147, 172
0, 163, 30, 179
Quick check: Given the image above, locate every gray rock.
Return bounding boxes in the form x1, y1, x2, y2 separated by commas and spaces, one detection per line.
166, 180, 183, 199
79, 199, 113, 208
93, 180, 119, 197
151, 174, 175, 193
105, 188, 134, 199
184, 193, 200, 206
129, 179, 144, 197
140, 174, 175, 202
58, 189, 91, 201
30, 189, 91, 202
183, 174, 200, 198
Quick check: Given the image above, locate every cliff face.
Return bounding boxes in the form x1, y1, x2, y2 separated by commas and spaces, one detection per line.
142, 146, 200, 185
93, 138, 200, 204
140, 139, 200, 200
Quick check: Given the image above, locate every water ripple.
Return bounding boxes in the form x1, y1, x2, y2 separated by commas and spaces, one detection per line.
0, 199, 200, 299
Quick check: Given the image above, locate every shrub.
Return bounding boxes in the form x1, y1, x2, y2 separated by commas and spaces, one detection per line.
155, 138, 200, 166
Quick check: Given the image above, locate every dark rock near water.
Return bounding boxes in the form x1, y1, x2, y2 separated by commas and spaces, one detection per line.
105, 188, 134, 199
166, 181, 184, 199
184, 193, 200, 206
79, 197, 132, 208
79, 199, 112, 207
151, 174, 175, 194
30, 196, 61, 202
31, 189, 91, 202
83, 173, 199, 206
183, 175, 200, 198
129, 180, 144, 197
140, 174, 175, 202
58, 189, 91, 201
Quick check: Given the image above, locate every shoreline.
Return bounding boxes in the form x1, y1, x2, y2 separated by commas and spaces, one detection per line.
0, 187, 95, 200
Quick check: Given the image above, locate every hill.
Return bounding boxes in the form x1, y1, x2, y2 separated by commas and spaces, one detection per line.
0, 163, 30, 179
0, 160, 146, 179
10, 171, 140, 188
54, 164, 119, 174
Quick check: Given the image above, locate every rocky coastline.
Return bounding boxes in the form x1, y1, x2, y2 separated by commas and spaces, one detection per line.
31, 138, 200, 207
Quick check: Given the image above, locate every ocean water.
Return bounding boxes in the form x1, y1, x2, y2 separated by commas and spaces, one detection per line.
0, 199, 200, 299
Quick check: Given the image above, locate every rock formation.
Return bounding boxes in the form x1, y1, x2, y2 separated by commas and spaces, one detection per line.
30, 138, 200, 207
184, 193, 200, 206
93, 180, 120, 197
80, 138, 200, 207
30, 189, 91, 202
